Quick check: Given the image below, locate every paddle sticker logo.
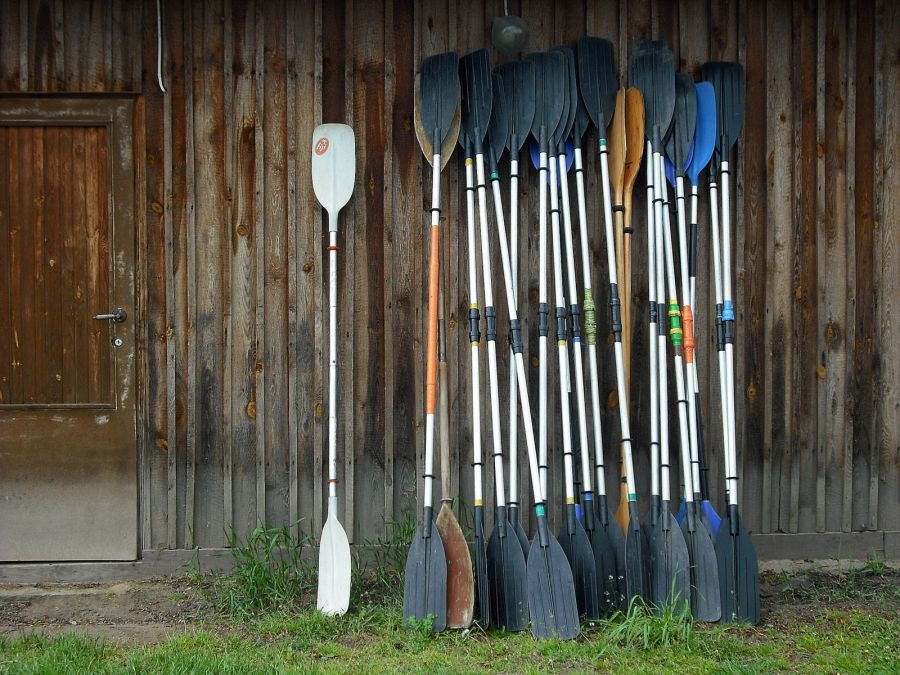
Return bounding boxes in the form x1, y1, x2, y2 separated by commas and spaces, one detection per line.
315, 137, 329, 156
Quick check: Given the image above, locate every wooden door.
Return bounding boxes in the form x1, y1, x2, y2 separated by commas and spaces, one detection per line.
0, 98, 137, 561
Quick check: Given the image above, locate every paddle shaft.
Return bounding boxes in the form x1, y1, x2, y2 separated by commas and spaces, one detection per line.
721, 160, 738, 508
652, 145, 672, 507
423, 152, 441, 529
439, 294, 450, 502
507, 153, 521, 512
537, 147, 550, 501
645, 140, 660, 517
327, 215, 340, 504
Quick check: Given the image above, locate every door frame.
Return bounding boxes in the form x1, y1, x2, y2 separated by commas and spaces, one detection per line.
0, 94, 142, 560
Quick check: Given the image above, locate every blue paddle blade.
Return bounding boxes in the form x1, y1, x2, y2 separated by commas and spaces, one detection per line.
528, 139, 574, 180
687, 82, 717, 186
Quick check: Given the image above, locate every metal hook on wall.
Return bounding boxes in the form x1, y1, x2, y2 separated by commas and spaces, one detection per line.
157, 0, 167, 93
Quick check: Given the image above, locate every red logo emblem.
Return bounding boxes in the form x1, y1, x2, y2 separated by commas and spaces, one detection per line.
315, 137, 329, 155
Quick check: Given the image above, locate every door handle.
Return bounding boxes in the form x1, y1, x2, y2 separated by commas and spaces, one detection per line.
93, 308, 128, 323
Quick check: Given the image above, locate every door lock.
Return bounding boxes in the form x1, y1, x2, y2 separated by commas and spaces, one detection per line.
112, 337, 124, 347
94, 308, 128, 323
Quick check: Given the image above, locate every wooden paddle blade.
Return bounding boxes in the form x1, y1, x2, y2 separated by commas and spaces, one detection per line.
497, 59, 535, 153
702, 61, 745, 169
680, 506, 721, 622
576, 36, 616, 132
608, 89, 626, 199
473, 504, 491, 627
316, 506, 352, 615
435, 505, 475, 629
486, 73, 508, 170
311, 123, 356, 218
403, 523, 448, 631
687, 82, 716, 185
615, 465, 630, 535
558, 507, 601, 620
419, 52, 460, 156
647, 508, 690, 613
665, 73, 698, 176
624, 503, 650, 604
414, 75, 461, 168
715, 507, 760, 625
551, 46, 577, 149
526, 51, 565, 153
486, 513, 529, 631
623, 88, 645, 192
459, 48, 493, 151
629, 42, 675, 149
508, 505, 531, 558
527, 516, 580, 640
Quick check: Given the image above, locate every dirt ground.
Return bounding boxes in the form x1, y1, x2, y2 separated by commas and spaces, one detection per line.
0, 561, 897, 647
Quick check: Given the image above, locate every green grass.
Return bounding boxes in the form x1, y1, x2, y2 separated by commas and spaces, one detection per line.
1, 526, 896, 673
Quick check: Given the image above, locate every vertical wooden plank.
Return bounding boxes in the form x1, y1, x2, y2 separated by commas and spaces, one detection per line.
63, 0, 106, 90
9, 128, 27, 403
142, 0, 170, 548
851, 0, 876, 533
874, 0, 898, 533
764, 0, 793, 534
0, 130, 11, 403
817, 0, 849, 533
735, 0, 767, 530
294, 0, 321, 535
347, 0, 387, 542
222, 0, 235, 537
0, 0, 23, 90
43, 128, 62, 404
30, 127, 47, 403
229, 0, 260, 539
182, 0, 197, 546
253, 0, 267, 526
28, 0, 62, 91
110, 0, 141, 92
791, 0, 818, 534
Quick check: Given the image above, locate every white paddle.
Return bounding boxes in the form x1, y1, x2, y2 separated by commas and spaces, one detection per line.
312, 123, 356, 616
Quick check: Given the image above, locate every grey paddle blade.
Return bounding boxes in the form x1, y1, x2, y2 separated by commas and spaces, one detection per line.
665, 73, 698, 177
647, 506, 690, 614
624, 502, 650, 604
605, 505, 628, 612
558, 505, 601, 620
573, 98, 590, 147
486, 511, 529, 631
419, 52, 460, 156
687, 82, 717, 186
460, 48, 493, 154
679, 503, 721, 622
486, 73, 509, 172
552, 46, 577, 150
590, 516, 619, 616
508, 505, 531, 558
414, 76, 461, 168
497, 59, 536, 154
403, 521, 448, 631
473, 504, 491, 627
715, 506, 760, 625
629, 42, 676, 151
527, 515, 580, 639
526, 51, 565, 154
702, 61, 745, 170
576, 36, 617, 134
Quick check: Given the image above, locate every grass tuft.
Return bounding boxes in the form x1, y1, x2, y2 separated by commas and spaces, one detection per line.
596, 595, 694, 653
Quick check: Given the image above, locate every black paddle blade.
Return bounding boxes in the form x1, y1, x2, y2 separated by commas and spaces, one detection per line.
486, 511, 529, 631
702, 61, 745, 169
486, 73, 509, 172
573, 98, 590, 146
679, 503, 722, 622
558, 505, 601, 620
527, 514, 580, 639
665, 73, 698, 176
551, 46, 577, 150
629, 42, 676, 150
647, 506, 690, 614
473, 504, 491, 627
526, 51, 566, 153
420, 52, 460, 154
715, 506, 760, 625
624, 502, 650, 605
403, 522, 448, 631
508, 504, 531, 558
459, 49, 493, 153
590, 517, 619, 616
576, 36, 616, 134
497, 60, 536, 154
596, 494, 627, 612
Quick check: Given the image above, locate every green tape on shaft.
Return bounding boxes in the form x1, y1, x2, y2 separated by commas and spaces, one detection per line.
668, 301, 683, 346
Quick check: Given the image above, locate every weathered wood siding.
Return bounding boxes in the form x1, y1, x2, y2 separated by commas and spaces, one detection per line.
0, 0, 896, 552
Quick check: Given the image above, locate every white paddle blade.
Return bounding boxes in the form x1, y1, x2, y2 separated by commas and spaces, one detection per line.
311, 123, 356, 221
316, 506, 352, 615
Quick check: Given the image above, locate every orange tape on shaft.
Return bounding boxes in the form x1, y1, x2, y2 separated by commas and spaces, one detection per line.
425, 223, 441, 414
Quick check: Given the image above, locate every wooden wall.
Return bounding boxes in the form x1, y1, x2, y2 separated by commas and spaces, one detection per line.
0, 0, 896, 553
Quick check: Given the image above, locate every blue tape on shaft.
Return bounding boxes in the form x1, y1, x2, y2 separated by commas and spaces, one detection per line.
723, 300, 735, 322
